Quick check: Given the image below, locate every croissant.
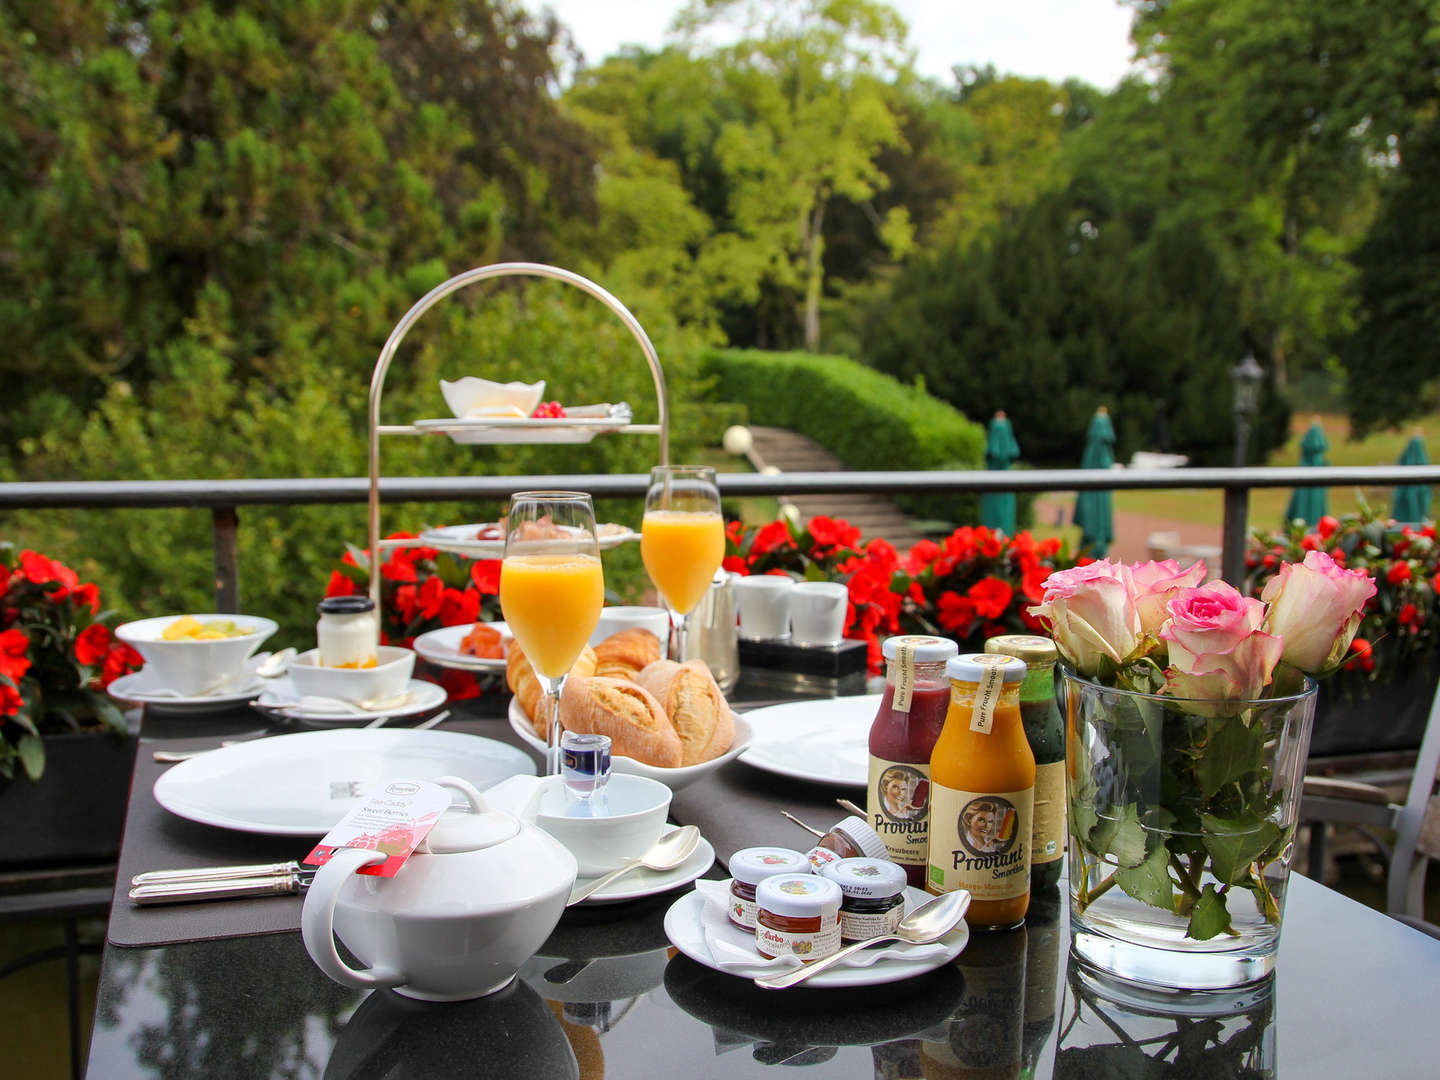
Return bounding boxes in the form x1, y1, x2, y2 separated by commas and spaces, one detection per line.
634, 658, 734, 766
506, 640, 597, 737
558, 674, 683, 768
593, 627, 662, 682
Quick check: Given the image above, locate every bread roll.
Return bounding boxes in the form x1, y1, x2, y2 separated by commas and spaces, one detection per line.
635, 658, 734, 766
506, 640, 597, 737
593, 627, 662, 681
559, 675, 682, 768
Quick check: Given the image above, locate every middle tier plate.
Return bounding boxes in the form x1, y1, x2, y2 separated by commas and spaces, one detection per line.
417, 522, 637, 558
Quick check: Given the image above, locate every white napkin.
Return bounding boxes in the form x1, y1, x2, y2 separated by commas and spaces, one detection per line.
694, 879, 954, 978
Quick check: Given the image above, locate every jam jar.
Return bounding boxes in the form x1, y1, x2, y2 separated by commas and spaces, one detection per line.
316, 596, 379, 669
821, 858, 908, 943
728, 848, 810, 930
804, 815, 890, 873
755, 874, 843, 962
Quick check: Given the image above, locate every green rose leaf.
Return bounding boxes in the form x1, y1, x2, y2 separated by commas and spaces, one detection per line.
17, 733, 45, 781
1201, 811, 1281, 886
1196, 715, 1264, 799
343, 542, 371, 573
1187, 884, 1232, 940
1092, 802, 1148, 868
1115, 843, 1175, 911
1071, 793, 1098, 842
435, 551, 469, 589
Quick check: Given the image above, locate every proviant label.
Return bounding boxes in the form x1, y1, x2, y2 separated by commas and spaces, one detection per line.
927, 784, 1033, 900
868, 755, 931, 870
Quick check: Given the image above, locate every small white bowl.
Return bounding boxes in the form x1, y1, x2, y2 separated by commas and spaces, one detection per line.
485, 773, 672, 876
287, 645, 416, 705
115, 613, 277, 696
589, 606, 673, 656
440, 377, 545, 420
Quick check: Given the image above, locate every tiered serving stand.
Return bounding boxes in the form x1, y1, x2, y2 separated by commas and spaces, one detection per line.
363, 262, 671, 670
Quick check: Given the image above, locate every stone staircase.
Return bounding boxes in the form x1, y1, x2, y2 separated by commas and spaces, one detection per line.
745, 426, 933, 553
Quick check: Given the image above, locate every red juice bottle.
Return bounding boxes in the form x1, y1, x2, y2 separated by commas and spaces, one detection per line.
867, 635, 960, 888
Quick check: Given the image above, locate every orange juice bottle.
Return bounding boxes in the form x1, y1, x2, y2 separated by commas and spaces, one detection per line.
927, 653, 1034, 930
640, 509, 725, 614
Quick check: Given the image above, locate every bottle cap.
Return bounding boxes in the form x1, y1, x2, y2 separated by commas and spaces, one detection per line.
317, 596, 375, 615
882, 635, 960, 663
946, 653, 1027, 684
755, 873, 843, 919
829, 815, 890, 861
821, 858, 908, 900
984, 635, 1058, 666
728, 847, 811, 885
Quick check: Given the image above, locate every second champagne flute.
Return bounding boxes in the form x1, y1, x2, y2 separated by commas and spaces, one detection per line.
641, 465, 725, 661
499, 491, 605, 775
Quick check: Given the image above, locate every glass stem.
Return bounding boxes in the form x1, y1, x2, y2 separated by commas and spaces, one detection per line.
544, 674, 567, 777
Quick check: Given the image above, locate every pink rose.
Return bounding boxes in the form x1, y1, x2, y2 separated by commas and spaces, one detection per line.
1260, 550, 1377, 674
1027, 560, 1141, 676
1130, 558, 1208, 637
1161, 582, 1283, 707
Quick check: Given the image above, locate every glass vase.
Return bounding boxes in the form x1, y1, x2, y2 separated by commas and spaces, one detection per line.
1061, 669, 1317, 989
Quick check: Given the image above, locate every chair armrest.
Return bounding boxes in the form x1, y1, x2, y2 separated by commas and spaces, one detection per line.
1302, 776, 1394, 805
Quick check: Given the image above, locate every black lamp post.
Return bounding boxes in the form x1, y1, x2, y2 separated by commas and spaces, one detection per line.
1231, 351, 1264, 468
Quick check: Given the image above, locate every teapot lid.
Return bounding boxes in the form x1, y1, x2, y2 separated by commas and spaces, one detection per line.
418, 777, 520, 854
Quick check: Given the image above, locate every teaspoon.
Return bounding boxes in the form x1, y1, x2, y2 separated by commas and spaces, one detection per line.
566, 825, 701, 906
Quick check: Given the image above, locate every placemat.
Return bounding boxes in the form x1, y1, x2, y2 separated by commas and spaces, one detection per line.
107, 717, 541, 949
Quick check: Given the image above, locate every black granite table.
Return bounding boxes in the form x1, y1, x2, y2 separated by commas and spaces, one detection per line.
85, 684, 1440, 1079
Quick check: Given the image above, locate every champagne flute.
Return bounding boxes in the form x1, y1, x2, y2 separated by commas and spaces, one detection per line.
500, 491, 605, 775
641, 465, 725, 661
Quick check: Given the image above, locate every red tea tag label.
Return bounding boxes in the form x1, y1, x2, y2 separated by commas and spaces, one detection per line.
304, 779, 451, 878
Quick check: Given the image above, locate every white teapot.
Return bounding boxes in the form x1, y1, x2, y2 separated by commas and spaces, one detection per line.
301, 775, 577, 1002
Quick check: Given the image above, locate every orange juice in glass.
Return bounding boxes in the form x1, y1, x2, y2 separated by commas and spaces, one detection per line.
641, 466, 724, 660
500, 491, 604, 774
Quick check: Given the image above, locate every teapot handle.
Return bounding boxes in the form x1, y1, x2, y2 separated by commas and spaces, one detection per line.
434, 775, 490, 812
300, 847, 406, 991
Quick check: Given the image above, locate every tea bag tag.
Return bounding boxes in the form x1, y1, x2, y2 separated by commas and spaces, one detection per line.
304, 778, 451, 878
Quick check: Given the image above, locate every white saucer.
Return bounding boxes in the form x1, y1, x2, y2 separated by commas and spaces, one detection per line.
107, 654, 270, 713
663, 885, 969, 988
253, 677, 448, 723
571, 825, 716, 906
413, 622, 511, 672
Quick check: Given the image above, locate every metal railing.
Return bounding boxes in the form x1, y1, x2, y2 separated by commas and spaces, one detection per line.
4, 464, 1440, 610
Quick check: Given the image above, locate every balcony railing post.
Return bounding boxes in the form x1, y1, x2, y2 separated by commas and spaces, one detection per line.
212, 507, 239, 613
1221, 486, 1250, 587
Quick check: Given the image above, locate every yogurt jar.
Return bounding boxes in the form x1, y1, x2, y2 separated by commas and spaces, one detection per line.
316, 596, 379, 669
728, 847, 810, 930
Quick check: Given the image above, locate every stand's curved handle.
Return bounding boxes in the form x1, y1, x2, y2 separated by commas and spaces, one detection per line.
300, 847, 405, 991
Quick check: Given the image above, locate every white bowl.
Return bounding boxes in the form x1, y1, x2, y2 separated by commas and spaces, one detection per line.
115, 613, 278, 696
589, 606, 673, 655
287, 646, 416, 704
439, 377, 545, 420
533, 774, 672, 875
506, 700, 752, 793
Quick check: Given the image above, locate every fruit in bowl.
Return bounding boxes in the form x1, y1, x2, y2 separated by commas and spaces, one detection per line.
115, 613, 278, 696
287, 645, 415, 705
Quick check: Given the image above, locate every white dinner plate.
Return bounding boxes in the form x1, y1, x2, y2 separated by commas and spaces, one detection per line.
739, 695, 879, 788
663, 886, 969, 988
416, 522, 638, 557
413, 622, 512, 672
152, 728, 536, 835
507, 699, 752, 793
572, 825, 716, 906
253, 677, 448, 724
107, 653, 270, 714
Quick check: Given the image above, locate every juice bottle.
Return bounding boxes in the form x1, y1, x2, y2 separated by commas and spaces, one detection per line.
985, 635, 1066, 893
867, 635, 959, 889
927, 653, 1034, 930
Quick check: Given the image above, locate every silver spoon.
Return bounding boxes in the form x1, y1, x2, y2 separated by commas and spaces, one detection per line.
566, 825, 702, 906
753, 888, 972, 990
255, 648, 297, 678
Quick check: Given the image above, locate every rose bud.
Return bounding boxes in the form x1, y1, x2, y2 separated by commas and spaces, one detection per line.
1161, 582, 1283, 711
1027, 560, 1141, 676
1260, 550, 1377, 674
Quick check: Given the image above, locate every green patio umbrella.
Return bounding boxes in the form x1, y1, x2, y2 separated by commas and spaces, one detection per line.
1284, 418, 1330, 526
1393, 430, 1432, 523
1073, 407, 1115, 557
981, 410, 1021, 536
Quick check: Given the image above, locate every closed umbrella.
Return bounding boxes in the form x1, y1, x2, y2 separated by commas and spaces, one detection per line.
981, 410, 1021, 536
1284, 418, 1329, 526
1392, 430, 1431, 524
1073, 407, 1115, 557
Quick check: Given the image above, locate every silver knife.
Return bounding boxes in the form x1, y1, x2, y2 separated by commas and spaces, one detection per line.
128, 867, 313, 906
131, 860, 307, 887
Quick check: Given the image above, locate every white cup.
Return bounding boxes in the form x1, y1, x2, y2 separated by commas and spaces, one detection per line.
590, 606, 673, 657
788, 581, 849, 646
733, 574, 795, 641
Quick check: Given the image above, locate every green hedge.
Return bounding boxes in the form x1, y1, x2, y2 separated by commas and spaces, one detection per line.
700, 349, 986, 527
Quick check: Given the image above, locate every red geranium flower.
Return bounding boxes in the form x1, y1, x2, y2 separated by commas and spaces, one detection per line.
1020, 565, 1052, 604
722, 555, 748, 574
0, 628, 31, 682
1387, 560, 1412, 585
1317, 515, 1340, 539
75, 624, 111, 666
68, 583, 101, 614
937, 591, 976, 632
749, 520, 794, 557
326, 570, 357, 597
417, 576, 445, 620
0, 679, 22, 717
19, 550, 79, 588
101, 642, 144, 687
438, 587, 480, 627
470, 560, 501, 595
1398, 602, 1418, 626
967, 577, 1014, 620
